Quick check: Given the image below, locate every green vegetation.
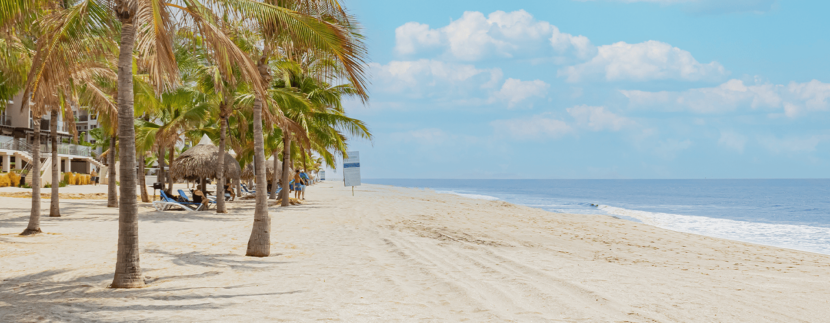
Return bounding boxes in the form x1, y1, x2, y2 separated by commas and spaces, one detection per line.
3, 0, 370, 287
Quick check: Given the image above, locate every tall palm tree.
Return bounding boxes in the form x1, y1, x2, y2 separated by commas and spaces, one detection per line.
18, 0, 369, 286
270, 63, 371, 205
18, 0, 116, 231
2, 1, 44, 235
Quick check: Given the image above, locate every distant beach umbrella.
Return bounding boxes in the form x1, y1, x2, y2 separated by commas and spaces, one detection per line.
169, 134, 241, 182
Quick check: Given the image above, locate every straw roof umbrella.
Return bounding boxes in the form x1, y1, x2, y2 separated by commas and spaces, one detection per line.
240, 158, 288, 182
169, 135, 241, 193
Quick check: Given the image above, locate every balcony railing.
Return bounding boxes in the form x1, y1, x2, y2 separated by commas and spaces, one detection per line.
41, 143, 92, 157
0, 135, 91, 157
0, 137, 13, 150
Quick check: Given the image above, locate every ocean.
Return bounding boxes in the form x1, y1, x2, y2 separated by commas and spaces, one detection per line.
362, 179, 830, 255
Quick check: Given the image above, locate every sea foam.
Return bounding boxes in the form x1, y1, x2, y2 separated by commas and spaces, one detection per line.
436, 191, 501, 201
598, 205, 830, 255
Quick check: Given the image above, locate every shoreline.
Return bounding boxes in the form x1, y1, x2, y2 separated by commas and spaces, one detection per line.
2, 182, 829, 321
380, 181, 830, 257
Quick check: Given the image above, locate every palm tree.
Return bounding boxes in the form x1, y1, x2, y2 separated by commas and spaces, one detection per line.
17, 0, 116, 231
189, 40, 248, 213
18, 0, 368, 286
269, 63, 371, 205
2, 1, 42, 235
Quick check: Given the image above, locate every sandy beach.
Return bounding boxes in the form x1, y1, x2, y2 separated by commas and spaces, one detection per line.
1, 182, 829, 322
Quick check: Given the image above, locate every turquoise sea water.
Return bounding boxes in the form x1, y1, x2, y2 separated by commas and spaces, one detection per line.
363, 179, 830, 255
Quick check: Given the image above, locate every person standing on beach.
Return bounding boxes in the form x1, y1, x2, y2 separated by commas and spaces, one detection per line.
299, 170, 309, 198
293, 170, 305, 200
91, 168, 99, 186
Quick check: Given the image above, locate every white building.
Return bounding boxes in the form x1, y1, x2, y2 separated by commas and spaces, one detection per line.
0, 92, 104, 186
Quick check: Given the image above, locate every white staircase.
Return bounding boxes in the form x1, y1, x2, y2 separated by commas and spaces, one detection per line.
40, 157, 52, 186
13, 150, 32, 164
79, 156, 104, 169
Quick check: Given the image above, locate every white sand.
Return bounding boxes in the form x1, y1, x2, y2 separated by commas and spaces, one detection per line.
1, 182, 829, 322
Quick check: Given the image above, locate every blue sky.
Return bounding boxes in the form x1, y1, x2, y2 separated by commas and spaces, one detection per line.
325, 0, 830, 179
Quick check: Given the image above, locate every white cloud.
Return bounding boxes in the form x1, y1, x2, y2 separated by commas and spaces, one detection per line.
396, 10, 723, 85
492, 115, 573, 139
567, 105, 634, 131
370, 59, 503, 97
576, 0, 777, 14
491, 78, 549, 109
394, 10, 594, 61
388, 128, 479, 146
757, 135, 828, 154
718, 131, 747, 153
395, 22, 442, 55
654, 139, 692, 159
560, 40, 727, 82
622, 79, 830, 117
550, 26, 596, 59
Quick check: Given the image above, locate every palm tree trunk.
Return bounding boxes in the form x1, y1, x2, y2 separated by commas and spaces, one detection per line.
216, 116, 227, 213
138, 153, 149, 202
22, 120, 43, 235
108, 136, 118, 207
269, 150, 278, 199
50, 110, 60, 217
168, 146, 175, 192
234, 177, 241, 200
157, 145, 165, 191
111, 15, 143, 289
246, 63, 271, 257
281, 135, 291, 206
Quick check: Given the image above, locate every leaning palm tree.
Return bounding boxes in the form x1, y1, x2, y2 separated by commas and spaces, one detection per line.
19, 0, 116, 231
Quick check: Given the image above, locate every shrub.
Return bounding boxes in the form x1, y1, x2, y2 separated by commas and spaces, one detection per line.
44, 182, 51, 188
22, 182, 31, 189
8, 172, 20, 186
63, 172, 79, 185
0, 174, 10, 187
59, 180, 67, 188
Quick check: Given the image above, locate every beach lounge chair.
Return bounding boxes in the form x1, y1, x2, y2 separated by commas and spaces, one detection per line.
179, 189, 214, 210
241, 184, 256, 196
153, 190, 199, 212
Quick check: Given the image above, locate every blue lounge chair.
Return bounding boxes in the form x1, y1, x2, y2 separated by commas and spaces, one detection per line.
241, 183, 255, 194
179, 189, 215, 210
153, 190, 199, 212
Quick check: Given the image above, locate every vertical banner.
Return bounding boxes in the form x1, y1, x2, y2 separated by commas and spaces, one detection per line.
319, 170, 326, 181
343, 151, 361, 187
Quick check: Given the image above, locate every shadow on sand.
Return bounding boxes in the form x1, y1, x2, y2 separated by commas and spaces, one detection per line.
0, 255, 302, 322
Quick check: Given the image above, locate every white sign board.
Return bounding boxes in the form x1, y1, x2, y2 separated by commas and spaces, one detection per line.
343, 151, 361, 187
319, 170, 325, 181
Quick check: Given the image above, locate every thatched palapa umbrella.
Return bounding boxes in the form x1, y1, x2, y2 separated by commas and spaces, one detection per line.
169, 134, 241, 194
240, 159, 290, 182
